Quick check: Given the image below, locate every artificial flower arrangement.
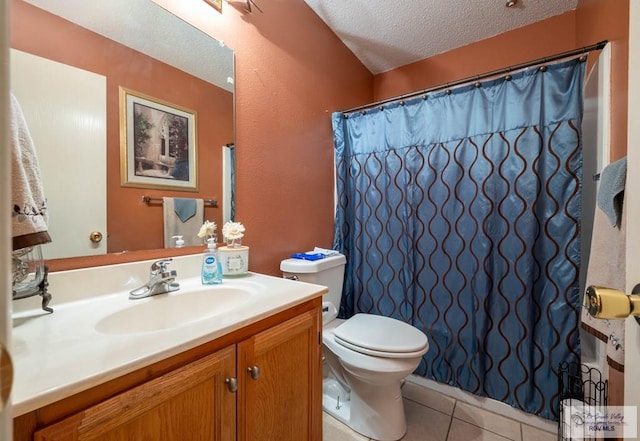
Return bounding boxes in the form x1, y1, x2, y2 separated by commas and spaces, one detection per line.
222, 221, 245, 247
197, 220, 218, 243
216, 221, 249, 276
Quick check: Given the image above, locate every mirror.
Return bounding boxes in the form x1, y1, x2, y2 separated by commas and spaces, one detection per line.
10, 0, 234, 262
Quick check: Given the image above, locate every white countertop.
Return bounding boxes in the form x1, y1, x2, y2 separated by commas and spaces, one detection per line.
10, 254, 326, 417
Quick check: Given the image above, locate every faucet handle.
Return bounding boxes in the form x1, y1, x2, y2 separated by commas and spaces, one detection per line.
151, 258, 173, 274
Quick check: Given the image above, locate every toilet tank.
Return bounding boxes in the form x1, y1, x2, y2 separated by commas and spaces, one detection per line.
280, 254, 346, 318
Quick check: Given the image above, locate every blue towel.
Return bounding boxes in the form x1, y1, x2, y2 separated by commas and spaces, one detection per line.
173, 198, 197, 223
597, 157, 627, 227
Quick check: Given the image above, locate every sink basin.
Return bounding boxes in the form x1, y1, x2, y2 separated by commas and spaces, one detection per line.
95, 286, 255, 334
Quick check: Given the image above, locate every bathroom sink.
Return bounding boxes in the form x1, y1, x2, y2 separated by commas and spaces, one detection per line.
95, 286, 254, 334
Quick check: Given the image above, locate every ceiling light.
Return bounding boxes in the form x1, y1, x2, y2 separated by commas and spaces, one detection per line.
506, 0, 516, 7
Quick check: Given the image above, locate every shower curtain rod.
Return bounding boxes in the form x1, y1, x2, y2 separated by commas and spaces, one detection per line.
341, 40, 608, 115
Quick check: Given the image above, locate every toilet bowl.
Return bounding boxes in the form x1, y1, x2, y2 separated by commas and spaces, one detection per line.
281, 254, 429, 441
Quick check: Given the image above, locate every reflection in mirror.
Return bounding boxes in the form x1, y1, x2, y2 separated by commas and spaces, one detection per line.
10, 0, 235, 262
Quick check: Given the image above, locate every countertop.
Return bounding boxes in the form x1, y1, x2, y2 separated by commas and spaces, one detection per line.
10, 254, 326, 417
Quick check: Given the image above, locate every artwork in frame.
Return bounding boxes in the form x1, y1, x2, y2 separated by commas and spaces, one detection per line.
119, 87, 198, 192
203, 0, 222, 12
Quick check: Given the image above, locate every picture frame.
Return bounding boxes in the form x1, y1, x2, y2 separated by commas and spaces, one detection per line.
203, 0, 222, 12
119, 87, 198, 192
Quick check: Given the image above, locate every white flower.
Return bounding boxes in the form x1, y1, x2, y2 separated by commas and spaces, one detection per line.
197, 220, 217, 239
222, 221, 245, 242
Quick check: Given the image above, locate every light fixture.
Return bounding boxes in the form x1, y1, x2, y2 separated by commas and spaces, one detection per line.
506, 0, 516, 7
245, 0, 263, 13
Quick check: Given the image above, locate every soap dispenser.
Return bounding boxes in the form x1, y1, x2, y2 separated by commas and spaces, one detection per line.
172, 235, 185, 248
201, 238, 223, 285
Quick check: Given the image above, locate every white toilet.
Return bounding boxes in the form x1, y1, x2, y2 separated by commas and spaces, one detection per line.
281, 253, 429, 441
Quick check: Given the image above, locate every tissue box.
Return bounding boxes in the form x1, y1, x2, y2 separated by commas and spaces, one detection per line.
218, 245, 249, 276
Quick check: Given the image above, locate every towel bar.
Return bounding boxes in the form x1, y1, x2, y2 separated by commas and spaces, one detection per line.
141, 196, 218, 207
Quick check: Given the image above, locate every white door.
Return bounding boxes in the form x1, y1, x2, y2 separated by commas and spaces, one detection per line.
625, 0, 640, 427
10, 49, 107, 259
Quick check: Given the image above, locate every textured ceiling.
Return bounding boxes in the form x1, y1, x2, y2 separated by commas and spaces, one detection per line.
303, 0, 579, 74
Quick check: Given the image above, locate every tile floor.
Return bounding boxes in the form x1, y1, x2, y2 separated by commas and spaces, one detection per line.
323, 379, 558, 441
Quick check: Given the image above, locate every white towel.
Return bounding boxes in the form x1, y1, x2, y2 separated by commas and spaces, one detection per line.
163, 197, 204, 247
10, 92, 51, 250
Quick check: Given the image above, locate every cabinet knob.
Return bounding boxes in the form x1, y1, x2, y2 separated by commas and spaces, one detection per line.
247, 365, 260, 380
0, 344, 13, 411
225, 377, 238, 392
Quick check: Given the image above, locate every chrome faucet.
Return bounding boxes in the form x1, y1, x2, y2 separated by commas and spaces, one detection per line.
129, 258, 180, 300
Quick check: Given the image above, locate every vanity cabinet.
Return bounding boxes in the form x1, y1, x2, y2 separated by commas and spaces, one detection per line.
238, 309, 319, 440
14, 300, 322, 441
33, 346, 236, 441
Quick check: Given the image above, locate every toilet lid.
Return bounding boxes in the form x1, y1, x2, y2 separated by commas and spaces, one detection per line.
333, 313, 428, 358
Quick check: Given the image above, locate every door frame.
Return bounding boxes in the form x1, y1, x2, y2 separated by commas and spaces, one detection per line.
1, 0, 14, 438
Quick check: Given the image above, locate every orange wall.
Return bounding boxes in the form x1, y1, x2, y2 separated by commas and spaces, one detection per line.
154, 0, 374, 275
10, 0, 234, 253
225, 1, 373, 275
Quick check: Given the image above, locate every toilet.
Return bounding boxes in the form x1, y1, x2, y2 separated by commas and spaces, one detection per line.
281, 253, 429, 441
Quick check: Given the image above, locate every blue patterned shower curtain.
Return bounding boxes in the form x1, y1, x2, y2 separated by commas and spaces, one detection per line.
332, 59, 585, 420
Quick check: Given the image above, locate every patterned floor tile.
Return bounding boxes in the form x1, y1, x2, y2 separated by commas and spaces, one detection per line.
401, 398, 451, 441
453, 401, 522, 440
403, 380, 456, 415
447, 419, 514, 441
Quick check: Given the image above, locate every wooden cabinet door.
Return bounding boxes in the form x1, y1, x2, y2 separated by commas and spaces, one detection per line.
237, 309, 322, 441
34, 346, 236, 441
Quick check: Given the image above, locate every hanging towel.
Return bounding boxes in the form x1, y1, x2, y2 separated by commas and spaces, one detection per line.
163, 197, 204, 248
10, 92, 51, 251
581, 184, 626, 371
174, 198, 197, 222
597, 157, 627, 226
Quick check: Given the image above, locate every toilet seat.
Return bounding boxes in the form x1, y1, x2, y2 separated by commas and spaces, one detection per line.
323, 324, 422, 375
333, 313, 429, 359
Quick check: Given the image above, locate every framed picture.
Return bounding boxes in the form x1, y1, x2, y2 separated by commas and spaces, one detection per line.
203, 0, 222, 12
119, 87, 198, 191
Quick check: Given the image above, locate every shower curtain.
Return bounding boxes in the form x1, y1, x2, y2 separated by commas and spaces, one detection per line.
332, 58, 585, 420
